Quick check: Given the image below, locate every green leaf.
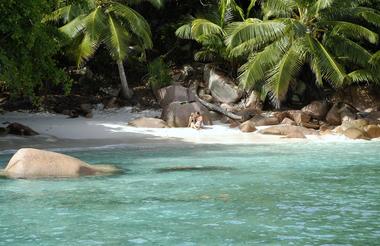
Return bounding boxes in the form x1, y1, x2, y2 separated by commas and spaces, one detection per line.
109, 2, 152, 49
265, 41, 306, 107
306, 34, 347, 87
225, 19, 286, 53
104, 15, 130, 61
238, 37, 290, 89
59, 14, 86, 39
324, 34, 372, 68
191, 19, 224, 39
324, 21, 379, 44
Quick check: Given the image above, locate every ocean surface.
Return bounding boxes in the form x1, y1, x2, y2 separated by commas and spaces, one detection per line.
1, 142, 380, 245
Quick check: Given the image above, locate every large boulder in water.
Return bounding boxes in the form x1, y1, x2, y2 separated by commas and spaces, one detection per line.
301, 101, 329, 120
128, 117, 169, 128
155, 85, 196, 108
3, 148, 119, 179
161, 101, 212, 127
204, 65, 242, 104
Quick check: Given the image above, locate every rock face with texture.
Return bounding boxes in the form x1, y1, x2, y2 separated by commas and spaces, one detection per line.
331, 85, 380, 111
7, 122, 38, 136
301, 101, 329, 120
128, 117, 169, 128
3, 148, 119, 179
343, 128, 368, 140
258, 125, 317, 136
341, 119, 368, 131
161, 101, 212, 127
155, 85, 196, 108
239, 121, 257, 133
245, 90, 263, 110
365, 125, 380, 138
326, 102, 357, 125
204, 65, 242, 104
247, 115, 280, 126
286, 110, 311, 125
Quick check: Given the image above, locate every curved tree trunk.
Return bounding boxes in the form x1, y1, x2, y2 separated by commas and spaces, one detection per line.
193, 83, 242, 121
117, 60, 133, 99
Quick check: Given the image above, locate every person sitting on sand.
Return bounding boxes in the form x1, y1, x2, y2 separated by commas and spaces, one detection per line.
194, 111, 203, 130
188, 113, 196, 128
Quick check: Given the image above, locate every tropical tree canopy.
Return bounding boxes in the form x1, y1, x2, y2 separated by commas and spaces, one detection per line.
225, 0, 380, 107
0, 0, 69, 98
45, 0, 158, 98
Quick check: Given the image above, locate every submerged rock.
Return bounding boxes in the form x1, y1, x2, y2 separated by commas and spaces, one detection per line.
7, 122, 38, 136
156, 166, 235, 173
3, 148, 120, 179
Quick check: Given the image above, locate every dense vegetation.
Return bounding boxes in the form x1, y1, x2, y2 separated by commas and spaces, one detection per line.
0, 0, 379, 108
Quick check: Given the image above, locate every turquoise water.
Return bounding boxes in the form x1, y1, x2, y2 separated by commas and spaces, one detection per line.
1, 142, 380, 245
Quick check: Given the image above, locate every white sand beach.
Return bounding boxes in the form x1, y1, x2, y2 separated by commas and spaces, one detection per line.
0, 107, 368, 152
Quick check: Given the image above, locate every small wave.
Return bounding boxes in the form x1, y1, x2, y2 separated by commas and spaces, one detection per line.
0, 143, 136, 155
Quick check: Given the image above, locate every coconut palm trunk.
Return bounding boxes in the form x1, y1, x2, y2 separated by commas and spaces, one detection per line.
117, 60, 133, 99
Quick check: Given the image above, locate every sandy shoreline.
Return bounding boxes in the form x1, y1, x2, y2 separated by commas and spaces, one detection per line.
0, 107, 371, 153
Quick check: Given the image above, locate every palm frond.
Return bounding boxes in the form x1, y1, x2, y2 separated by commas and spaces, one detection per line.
147, 0, 165, 9
262, 0, 296, 18
175, 23, 193, 39
323, 21, 379, 44
109, 2, 152, 49
238, 37, 290, 89
191, 19, 225, 39
265, 41, 306, 107
225, 19, 286, 55
359, 10, 380, 28
194, 50, 218, 62
369, 50, 380, 66
311, 0, 334, 15
68, 33, 98, 67
247, 0, 257, 17
348, 69, 379, 84
306, 34, 347, 87
324, 34, 372, 67
43, 5, 80, 23
84, 7, 106, 42
59, 14, 87, 38
310, 58, 323, 87
104, 15, 130, 61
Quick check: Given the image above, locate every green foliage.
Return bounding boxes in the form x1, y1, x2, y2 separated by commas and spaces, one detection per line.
226, 0, 380, 107
175, 0, 250, 63
0, 0, 70, 98
47, 0, 153, 67
147, 58, 172, 90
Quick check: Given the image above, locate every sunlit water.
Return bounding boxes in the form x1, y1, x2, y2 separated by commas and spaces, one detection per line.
1, 142, 380, 245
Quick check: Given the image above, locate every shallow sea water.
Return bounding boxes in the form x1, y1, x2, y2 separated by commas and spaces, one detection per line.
0, 142, 380, 245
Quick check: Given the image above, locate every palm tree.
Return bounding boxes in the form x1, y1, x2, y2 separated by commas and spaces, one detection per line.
46, 0, 164, 99
225, 0, 380, 107
175, 0, 254, 63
